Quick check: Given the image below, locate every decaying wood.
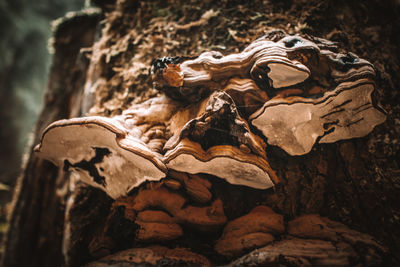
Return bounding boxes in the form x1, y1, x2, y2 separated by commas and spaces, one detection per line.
227, 238, 365, 267
4, 1, 399, 266
227, 214, 387, 266
87, 245, 211, 267
34, 19, 389, 267
87, 199, 387, 265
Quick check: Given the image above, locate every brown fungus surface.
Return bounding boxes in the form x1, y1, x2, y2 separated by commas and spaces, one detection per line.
36, 31, 385, 198
225, 214, 387, 265
215, 206, 283, 258
164, 91, 278, 189
35, 116, 167, 199
5, 1, 400, 267
153, 33, 386, 156
31, 9, 392, 265
91, 196, 388, 265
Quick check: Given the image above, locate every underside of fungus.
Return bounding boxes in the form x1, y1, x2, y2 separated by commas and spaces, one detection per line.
164, 91, 278, 189
153, 30, 386, 156
250, 79, 386, 155
36, 30, 385, 198
35, 117, 167, 199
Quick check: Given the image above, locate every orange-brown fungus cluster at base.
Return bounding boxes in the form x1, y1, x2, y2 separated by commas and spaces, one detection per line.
87, 174, 387, 265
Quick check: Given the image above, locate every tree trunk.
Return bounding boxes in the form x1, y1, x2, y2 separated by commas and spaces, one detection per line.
3, 1, 400, 266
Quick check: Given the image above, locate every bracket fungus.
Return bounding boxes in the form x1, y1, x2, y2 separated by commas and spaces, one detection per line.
35, 116, 167, 199
215, 206, 284, 258
36, 30, 385, 198
163, 91, 278, 189
153, 31, 386, 156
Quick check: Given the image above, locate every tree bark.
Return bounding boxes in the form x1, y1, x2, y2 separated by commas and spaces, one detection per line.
3, 1, 400, 266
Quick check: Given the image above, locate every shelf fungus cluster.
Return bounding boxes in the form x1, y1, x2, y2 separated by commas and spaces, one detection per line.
33, 31, 389, 265
87, 197, 386, 265
36, 31, 385, 199
87, 173, 227, 260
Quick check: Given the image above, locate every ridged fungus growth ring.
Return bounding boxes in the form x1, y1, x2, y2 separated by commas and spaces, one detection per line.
36, 30, 385, 198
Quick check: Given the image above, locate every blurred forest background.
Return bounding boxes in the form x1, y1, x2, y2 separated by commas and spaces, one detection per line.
0, 0, 84, 244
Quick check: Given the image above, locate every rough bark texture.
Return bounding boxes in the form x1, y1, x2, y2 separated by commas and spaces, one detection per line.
3, 0, 400, 266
